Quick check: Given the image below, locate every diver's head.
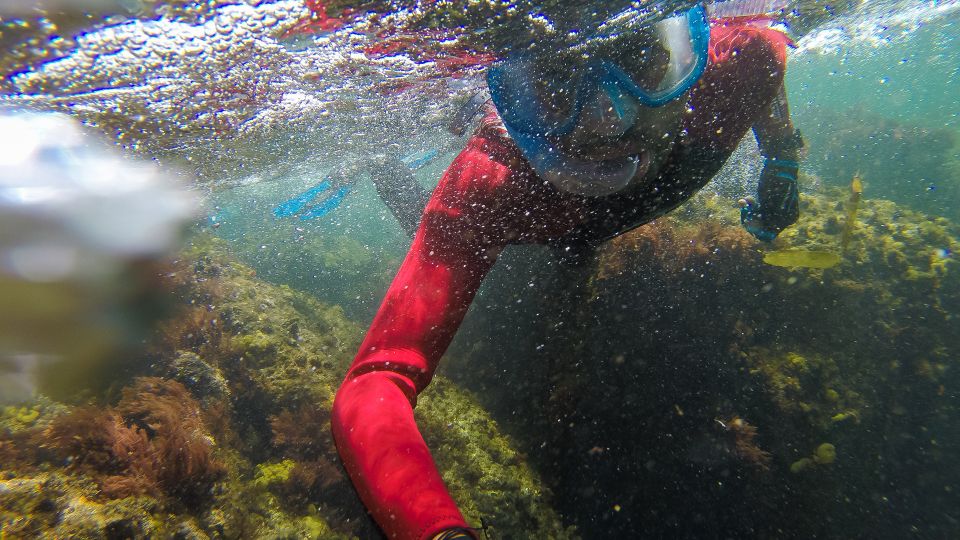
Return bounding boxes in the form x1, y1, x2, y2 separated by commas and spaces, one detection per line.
488, 4, 709, 196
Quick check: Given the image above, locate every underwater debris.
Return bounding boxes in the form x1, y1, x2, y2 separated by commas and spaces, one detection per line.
42, 377, 225, 503
718, 416, 772, 471
762, 249, 841, 269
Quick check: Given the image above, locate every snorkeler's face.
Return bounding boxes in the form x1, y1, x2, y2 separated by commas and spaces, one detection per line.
534, 32, 670, 123
533, 36, 687, 163
558, 91, 686, 164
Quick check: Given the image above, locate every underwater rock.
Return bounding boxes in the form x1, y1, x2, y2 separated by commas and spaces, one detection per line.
7, 186, 958, 538
0, 471, 160, 537
417, 377, 577, 538
168, 351, 231, 404
447, 189, 960, 538
2, 232, 575, 538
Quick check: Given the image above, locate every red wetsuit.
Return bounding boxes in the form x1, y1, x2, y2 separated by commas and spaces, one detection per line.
331, 23, 793, 540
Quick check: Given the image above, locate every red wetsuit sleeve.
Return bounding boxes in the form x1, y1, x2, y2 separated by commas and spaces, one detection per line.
331, 133, 519, 540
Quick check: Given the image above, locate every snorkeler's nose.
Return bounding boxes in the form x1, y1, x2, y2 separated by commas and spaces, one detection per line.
569, 86, 639, 143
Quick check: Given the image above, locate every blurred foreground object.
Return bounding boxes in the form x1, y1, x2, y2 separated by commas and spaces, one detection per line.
0, 0, 131, 15
0, 110, 198, 403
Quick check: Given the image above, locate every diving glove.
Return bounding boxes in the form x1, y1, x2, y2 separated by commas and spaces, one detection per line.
740, 158, 799, 242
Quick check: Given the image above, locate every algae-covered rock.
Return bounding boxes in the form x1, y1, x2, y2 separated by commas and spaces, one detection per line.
418, 377, 576, 538
0, 472, 161, 538
5, 186, 957, 538
1, 232, 574, 539
813, 443, 836, 465
254, 459, 298, 489
444, 187, 960, 538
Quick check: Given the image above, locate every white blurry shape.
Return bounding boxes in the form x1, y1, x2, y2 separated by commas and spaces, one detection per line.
0, 110, 197, 266
0, 110, 198, 403
7, 244, 79, 283
0, 117, 41, 166
0, 0, 131, 16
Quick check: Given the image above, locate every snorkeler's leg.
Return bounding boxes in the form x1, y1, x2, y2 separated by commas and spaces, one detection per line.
273, 179, 331, 218
370, 156, 430, 238
332, 142, 512, 540
299, 184, 352, 220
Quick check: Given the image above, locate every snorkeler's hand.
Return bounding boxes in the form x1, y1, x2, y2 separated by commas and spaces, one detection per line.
739, 196, 776, 242
740, 160, 800, 242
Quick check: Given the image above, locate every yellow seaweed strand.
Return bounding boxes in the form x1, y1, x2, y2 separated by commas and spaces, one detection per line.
840, 173, 863, 254
762, 249, 841, 269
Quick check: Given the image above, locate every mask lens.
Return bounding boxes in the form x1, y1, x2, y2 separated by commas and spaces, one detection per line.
649, 10, 705, 96
602, 6, 708, 101
487, 5, 709, 138
601, 30, 672, 94
533, 56, 586, 121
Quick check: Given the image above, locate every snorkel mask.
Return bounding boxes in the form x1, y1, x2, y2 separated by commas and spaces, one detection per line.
487, 4, 710, 196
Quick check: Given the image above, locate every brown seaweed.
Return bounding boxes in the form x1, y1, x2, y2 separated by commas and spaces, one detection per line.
41, 377, 225, 504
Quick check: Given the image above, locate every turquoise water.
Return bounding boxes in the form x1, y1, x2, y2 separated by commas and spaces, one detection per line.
786, 13, 960, 218
791, 15, 959, 129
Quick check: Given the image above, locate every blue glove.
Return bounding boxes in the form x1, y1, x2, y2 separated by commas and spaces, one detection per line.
740, 158, 799, 242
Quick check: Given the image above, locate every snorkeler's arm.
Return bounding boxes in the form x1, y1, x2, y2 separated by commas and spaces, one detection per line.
332, 142, 507, 540
753, 84, 804, 162
745, 84, 804, 239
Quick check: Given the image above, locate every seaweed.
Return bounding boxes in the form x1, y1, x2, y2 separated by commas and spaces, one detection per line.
718, 416, 772, 471
268, 405, 351, 504
41, 377, 225, 504
269, 404, 333, 461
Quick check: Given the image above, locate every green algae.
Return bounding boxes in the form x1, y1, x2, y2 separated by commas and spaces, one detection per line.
476, 184, 960, 536
789, 442, 837, 474
3, 185, 959, 538
417, 377, 577, 538
0, 232, 575, 539
2, 405, 39, 427
763, 249, 841, 269
813, 443, 837, 465
254, 459, 297, 488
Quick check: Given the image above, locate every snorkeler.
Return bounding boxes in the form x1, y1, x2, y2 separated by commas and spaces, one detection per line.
330, 3, 804, 539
